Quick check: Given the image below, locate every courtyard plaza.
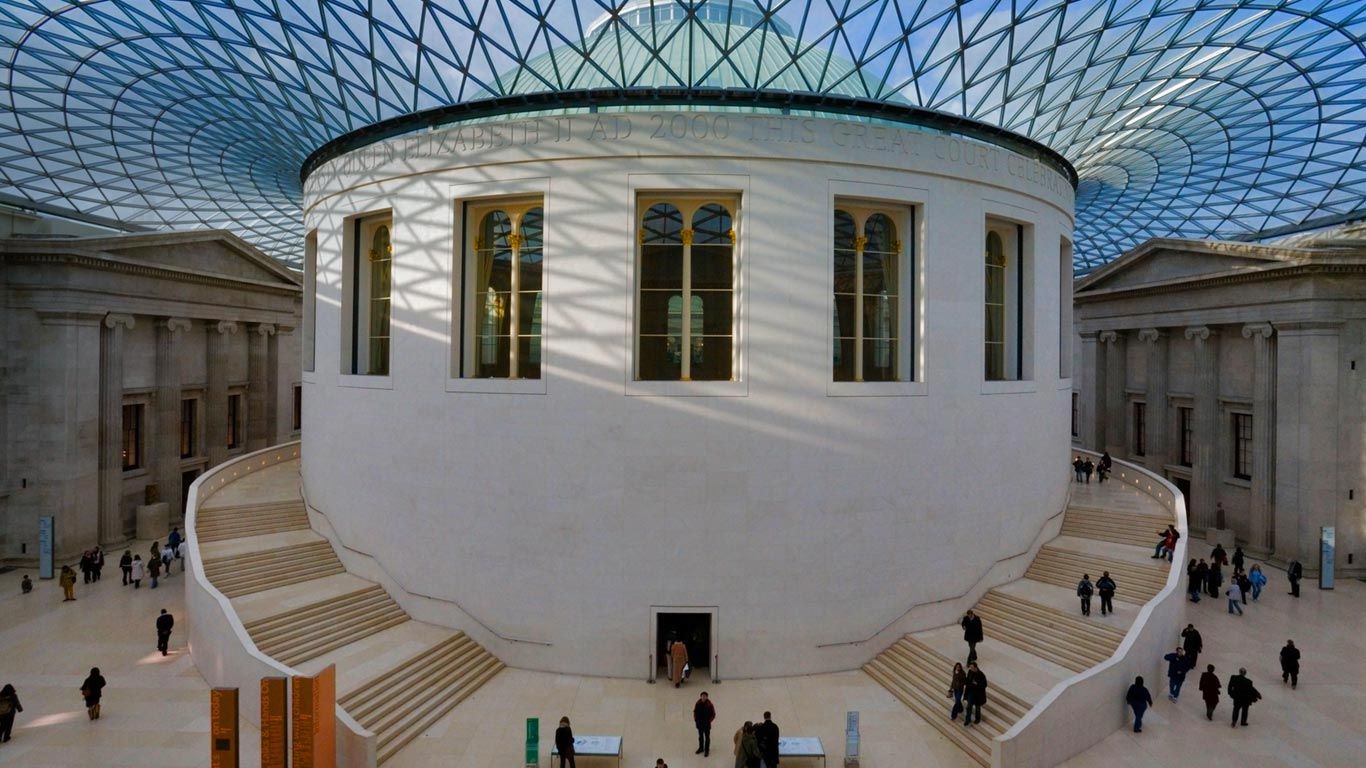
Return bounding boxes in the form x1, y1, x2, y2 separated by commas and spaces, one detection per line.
2, 467, 1363, 767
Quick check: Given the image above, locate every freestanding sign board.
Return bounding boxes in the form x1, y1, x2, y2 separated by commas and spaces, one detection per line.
210, 687, 240, 768
260, 677, 288, 768
38, 515, 54, 579
291, 665, 336, 768
1320, 526, 1335, 590
525, 717, 539, 767
845, 710, 860, 767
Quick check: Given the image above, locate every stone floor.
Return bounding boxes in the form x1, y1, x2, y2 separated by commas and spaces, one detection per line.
2, 532, 1363, 767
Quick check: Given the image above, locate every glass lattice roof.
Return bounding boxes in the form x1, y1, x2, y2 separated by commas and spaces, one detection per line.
1, 1, 1363, 270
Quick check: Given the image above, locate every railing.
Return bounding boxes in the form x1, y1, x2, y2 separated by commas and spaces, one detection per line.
184, 441, 377, 768
993, 449, 1186, 768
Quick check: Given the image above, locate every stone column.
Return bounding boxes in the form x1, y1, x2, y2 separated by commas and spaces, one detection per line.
154, 318, 192, 520
1079, 331, 1105, 450
98, 313, 135, 545
206, 321, 238, 468
1137, 328, 1169, 472
1099, 330, 1127, 456
1185, 326, 1220, 531
247, 323, 276, 451
1242, 324, 1277, 552
1273, 322, 1340, 566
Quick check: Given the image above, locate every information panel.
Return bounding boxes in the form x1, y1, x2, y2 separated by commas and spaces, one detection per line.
525, 717, 539, 767
260, 677, 287, 768
38, 515, 54, 579
210, 687, 240, 768
291, 665, 336, 768
1320, 526, 1335, 590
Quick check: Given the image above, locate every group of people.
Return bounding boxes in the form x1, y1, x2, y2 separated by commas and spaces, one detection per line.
1071, 452, 1112, 483
1075, 571, 1117, 616
556, 692, 778, 767
46, 528, 185, 602
948, 611, 991, 725
1186, 543, 1289, 616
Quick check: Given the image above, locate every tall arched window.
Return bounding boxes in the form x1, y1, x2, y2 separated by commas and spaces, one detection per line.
833, 203, 910, 382
345, 211, 392, 376
464, 197, 544, 379
637, 197, 736, 381
985, 230, 1007, 380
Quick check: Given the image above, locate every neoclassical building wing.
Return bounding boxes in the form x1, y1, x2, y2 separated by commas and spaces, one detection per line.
1, 0, 1362, 270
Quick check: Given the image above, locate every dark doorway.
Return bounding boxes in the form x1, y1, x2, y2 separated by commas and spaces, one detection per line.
657, 612, 711, 680
1172, 477, 1191, 509
181, 469, 201, 517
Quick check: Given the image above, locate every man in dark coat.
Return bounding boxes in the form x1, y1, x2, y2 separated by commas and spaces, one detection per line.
1280, 640, 1301, 688
962, 663, 987, 726
1227, 668, 1260, 727
1191, 560, 1208, 603
755, 711, 779, 767
1162, 647, 1190, 701
1077, 574, 1094, 616
156, 609, 175, 655
1207, 561, 1223, 598
1181, 624, 1203, 669
1125, 676, 1153, 733
693, 692, 715, 756
1198, 665, 1221, 720
961, 610, 984, 662
1096, 572, 1117, 616
1287, 559, 1303, 597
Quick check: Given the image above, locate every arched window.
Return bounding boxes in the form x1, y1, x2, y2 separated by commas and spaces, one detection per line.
985, 229, 1006, 380
833, 203, 909, 382
637, 197, 736, 381
464, 198, 545, 379
345, 211, 392, 376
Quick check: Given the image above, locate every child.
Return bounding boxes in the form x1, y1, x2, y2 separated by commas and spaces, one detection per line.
20, 575, 33, 594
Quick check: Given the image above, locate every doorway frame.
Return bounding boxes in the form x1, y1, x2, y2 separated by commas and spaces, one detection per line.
648, 605, 719, 684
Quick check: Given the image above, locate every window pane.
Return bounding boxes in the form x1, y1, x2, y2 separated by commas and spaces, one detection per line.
692, 203, 733, 244
480, 210, 512, 250
475, 336, 511, 377
691, 245, 732, 289
519, 248, 543, 292
985, 304, 1004, 343
864, 213, 896, 254
485, 248, 513, 292
639, 291, 679, 335
477, 291, 511, 336
694, 290, 733, 335
518, 291, 542, 337
834, 210, 856, 251
863, 293, 897, 341
520, 207, 544, 249
368, 337, 389, 375
985, 343, 1005, 380
517, 337, 542, 379
638, 336, 682, 380
833, 337, 856, 381
642, 203, 683, 244
986, 263, 1005, 304
862, 339, 898, 381
834, 294, 856, 337
864, 252, 896, 294
691, 336, 733, 380
986, 231, 1005, 266
641, 244, 683, 289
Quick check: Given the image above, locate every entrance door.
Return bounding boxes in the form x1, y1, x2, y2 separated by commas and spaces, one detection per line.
656, 612, 712, 682
181, 469, 201, 518
1172, 477, 1191, 509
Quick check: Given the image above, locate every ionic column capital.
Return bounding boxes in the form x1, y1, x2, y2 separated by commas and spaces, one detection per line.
251, 322, 277, 337
1183, 325, 1214, 342
213, 320, 239, 335
103, 313, 134, 330
1241, 323, 1274, 340
163, 317, 192, 333
1097, 330, 1121, 344
1136, 328, 1164, 343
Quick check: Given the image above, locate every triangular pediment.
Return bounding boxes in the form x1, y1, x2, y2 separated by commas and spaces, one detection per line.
91, 230, 299, 286
1077, 238, 1303, 294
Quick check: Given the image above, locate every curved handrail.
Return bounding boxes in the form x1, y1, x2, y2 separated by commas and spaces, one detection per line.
300, 485, 553, 647
816, 482, 1073, 649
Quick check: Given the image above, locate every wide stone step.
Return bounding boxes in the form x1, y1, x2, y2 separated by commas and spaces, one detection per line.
198, 516, 312, 542
200, 499, 303, 515
373, 654, 504, 764
197, 509, 308, 528
245, 585, 387, 637
250, 589, 396, 648
979, 591, 1127, 645
895, 637, 1032, 719
863, 660, 991, 766
1060, 521, 1163, 548
345, 636, 483, 724
270, 610, 410, 668
1025, 563, 1165, 603
970, 601, 1115, 671
203, 540, 335, 571
203, 542, 344, 597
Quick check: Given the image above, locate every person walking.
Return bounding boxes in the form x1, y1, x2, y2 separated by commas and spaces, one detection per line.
1125, 676, 1153, 733
1181, 624, 1203, 669
130, 555, 144, 588
1163, 647, 1190, 701
961, 610, 984, 663
1226, 580, 1244, 615
59, 564, 76, 601
736, 722, 760, 768
1211, 543, 1228, 567
20, 575, 32, 594
1280, 640, 1301, 689
1185, 559, 1199, 601
1227, 668, 1260, 727
1072, 456, 1084, 483
147, 549, 162, 589
1096, 572, 1117, 616
693, 691, 715, 756
1198, 665, 1221, 720
1191, 560, 1208, 603
119, 550, 133, 585
962, 662, 987, 726
1077, 574, 1094, 616
0, 684, 22, 742
1207, 561, 1223, 599
554, 716, 576, 768
93, 546, 105, 582
1231, 545, 1245, 572
1083, 458, 1094, 483
79, 549, 92, 584
156, 609, 175, 656
1248, 564, 1267, 601
948, 662, 967, 721
1236, 570, 1252, 605
755, 711, 779, 768
670, 638, 689, 688
167, 527, 183, 560
1287, 559, 1303, 597
79, 667, 106, 720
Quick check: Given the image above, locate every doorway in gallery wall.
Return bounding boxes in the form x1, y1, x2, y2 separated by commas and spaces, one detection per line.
1171, 476, 1191, 512
652, 607, 717, 684
181, 469, 201, 517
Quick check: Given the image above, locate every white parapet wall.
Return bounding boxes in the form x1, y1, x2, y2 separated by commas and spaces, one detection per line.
993, 450, 1187, 767
184, 441, 376, 768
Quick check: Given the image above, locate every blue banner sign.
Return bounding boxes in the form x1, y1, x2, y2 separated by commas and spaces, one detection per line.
39, 515, 54, 579
1320, 526, 1335, 590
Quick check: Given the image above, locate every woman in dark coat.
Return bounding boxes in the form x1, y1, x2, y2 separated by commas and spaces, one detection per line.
1198, 665, 1221, 720
0, 683, 22, 742
80, 668, 106, 720
948, 662, 967, 721
961, 610, 984, 662
962, 663, 988, 726
1125, 676, 1153, 733
554, 716, 575, 768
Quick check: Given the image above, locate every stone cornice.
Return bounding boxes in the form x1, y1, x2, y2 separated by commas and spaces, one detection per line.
0, 249, 301, 296
36, 309, 102, 326
1075, 260, 1366, 304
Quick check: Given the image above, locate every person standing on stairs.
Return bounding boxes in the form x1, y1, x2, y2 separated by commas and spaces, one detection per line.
554, 716, 576, 768
1125, 676, 1153, 733
1083, 458, 1094, 483
960, 610, 984, 663
948, 662, 967, 721
693, 691, 715, 756
1227, 668, 1260, 727
1280, 640, 1301, 689
1163, 647, 1191, 701
1198, 665, 1221, 720
963, 663, 987, 726
1181, 624, 1203, 669
1096, 572, 1117, 616
1077, 574, 1094, 616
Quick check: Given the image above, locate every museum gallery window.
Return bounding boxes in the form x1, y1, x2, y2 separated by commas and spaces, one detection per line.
1132, 402, 1147, 456
1232, 412, 1252, 480
637, 196, 737, 381
227, 393, 243, 450
1178, 407, 1193, 466
984, 219, 1028, 381
461, 198, 544, 379
833, 204, 913, 382
347, 212, 392, 375
121, 403, 143, 471
180, 398, 198, 459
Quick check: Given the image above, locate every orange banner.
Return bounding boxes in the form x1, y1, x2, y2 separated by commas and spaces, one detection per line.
260, 677, 287, 768
209, 688, 239, 768
291, 665, 337, 768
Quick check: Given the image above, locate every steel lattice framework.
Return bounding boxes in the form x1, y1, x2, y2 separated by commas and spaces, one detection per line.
1, 1, 1363, 269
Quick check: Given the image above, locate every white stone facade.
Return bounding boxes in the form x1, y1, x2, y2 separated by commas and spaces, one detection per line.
0, 230, 302, 564
1071, 227, 1366, 574
301, 111, 1076, 677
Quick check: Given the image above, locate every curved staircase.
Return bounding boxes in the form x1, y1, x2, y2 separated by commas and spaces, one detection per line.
195, 460, 504, 765
863, 480, 1176, 766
